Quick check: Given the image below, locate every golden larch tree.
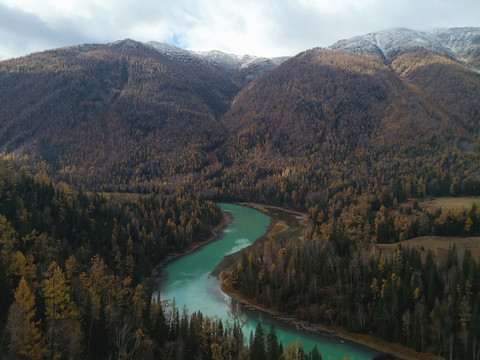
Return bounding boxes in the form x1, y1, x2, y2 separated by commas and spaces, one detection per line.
43, 262, 82, 359
7, 277, 46, 359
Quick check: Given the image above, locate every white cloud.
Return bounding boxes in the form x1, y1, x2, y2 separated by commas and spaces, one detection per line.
0, 0, 479, 60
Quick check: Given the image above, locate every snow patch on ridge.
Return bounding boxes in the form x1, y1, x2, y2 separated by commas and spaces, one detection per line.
330, 27, 480, 68
145, 41, 289, 81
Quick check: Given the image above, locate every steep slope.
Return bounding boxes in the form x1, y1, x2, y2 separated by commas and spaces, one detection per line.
432, 27, 480, 69
0, 29, 479, 204
0, 39, 240, 187
194, 50, 288, 84
391, 48, 480, 134
331, 28, 450, 60
219, 47, 480, 205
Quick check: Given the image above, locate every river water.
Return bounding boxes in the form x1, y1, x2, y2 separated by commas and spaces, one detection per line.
159, 203, 381, 360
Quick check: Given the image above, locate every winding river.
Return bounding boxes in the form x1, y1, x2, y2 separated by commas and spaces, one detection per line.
159, 203, 381, 360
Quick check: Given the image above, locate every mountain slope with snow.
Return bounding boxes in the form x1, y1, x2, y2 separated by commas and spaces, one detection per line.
330, 27, 480, 69
148, 41, 289, 84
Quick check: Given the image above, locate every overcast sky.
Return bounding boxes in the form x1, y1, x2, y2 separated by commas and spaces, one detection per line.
1, 0, 479, 60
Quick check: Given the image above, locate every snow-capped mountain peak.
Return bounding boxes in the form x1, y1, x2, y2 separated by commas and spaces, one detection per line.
194, 50, 260, 70
330, 27, 480, 69
331, 28, 452, 60
145, 42, 289, 83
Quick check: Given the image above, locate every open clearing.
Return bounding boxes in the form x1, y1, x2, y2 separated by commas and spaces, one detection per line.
377, 236, 480, 262
415, 196, 480, 211
377, 197, 480, 262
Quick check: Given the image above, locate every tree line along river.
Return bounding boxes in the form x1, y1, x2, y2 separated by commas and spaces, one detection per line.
159, 203, 381, 360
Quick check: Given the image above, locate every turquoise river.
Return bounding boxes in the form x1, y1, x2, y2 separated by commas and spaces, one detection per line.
159, 203, 382, 360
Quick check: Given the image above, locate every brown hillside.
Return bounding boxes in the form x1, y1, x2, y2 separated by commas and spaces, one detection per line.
218, 48, 480, 205
0, 39, 479, 205
0, 40, 239, 187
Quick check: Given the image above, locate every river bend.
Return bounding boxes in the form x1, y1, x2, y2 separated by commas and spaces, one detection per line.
159, 203, 380, 360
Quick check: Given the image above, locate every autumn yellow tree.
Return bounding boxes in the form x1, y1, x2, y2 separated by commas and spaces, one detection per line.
7, 277, 46, 359
43, 262, 82, 359
0, 214, 17, 280
282, 339, 305, 360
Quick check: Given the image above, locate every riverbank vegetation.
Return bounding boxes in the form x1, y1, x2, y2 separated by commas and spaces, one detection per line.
0, 163, 224, 359
0, 163, 332, 359
3, 157, 480, 359
159, 305, 323, 360
2, 31, 480, 360
225, 196, 480, 359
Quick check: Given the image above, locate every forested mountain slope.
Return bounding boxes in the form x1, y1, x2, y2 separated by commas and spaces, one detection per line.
219, 45, 480, 206
0, 40, 240, 187
217, 28, 480, 360
0, 28, 479, 207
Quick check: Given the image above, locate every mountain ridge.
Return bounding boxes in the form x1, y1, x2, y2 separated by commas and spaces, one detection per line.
146, 40, 289, 84
330, 27, 480, 70
0, 27, 479, 205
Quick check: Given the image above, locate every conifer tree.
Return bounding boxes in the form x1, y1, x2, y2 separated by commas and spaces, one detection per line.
7, 277, 46, 359
310, 345, 322, 360
250, 322, 266, 360
43, 262, 82, 359
266, 325, 280, 360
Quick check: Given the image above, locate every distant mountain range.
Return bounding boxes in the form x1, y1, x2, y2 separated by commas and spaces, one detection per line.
0, 27, 479, 205
147, 41, 289, 85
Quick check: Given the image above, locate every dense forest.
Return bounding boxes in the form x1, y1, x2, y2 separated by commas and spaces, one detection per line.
218, 48, 480, 209
0, 163, 222, 358
0, 41, 239, 187
0, 163, 330, 359
227, 194, 480, 359
0, 36, 479, 208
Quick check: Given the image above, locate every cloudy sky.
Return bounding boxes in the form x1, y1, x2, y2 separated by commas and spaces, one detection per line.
1, 0, 479, 60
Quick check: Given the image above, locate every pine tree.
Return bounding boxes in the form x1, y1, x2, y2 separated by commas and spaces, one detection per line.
309, 345, 322, 360
266, 326, 280, 360
0, 214, 17, 281
250, 322, 266, 360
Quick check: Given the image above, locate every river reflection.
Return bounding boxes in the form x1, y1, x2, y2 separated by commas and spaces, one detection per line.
159, 203, 381, 360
